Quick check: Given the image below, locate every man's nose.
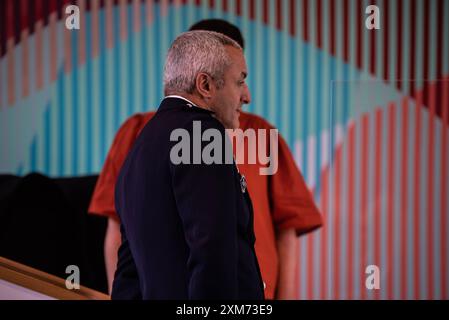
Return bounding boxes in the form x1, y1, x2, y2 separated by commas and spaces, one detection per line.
242, 84, 251, 104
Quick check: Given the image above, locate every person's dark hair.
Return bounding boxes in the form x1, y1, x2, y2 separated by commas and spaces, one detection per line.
189, 19, 245, 49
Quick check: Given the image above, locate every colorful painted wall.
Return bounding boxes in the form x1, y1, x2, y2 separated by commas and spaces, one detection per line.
1, 0, 448, 299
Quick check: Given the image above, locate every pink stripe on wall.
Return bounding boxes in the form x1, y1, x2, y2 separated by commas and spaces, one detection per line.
49, 10, 58, 82
333, 142, 343, 299
207, 0, 214, 9
347, 123, 356, 300
441, 80, 448, 300
294, 238, 300, 299
356, 0, 362, 69
262, 0, 269, 25
316, 0, 322, 49
289, 0, 295, 36
35, 21, 44, 90
146, 0, 154, 26
7, 38, 14, 106
173, 0, 183, 8
64, 3, 72, 73
302, 0, 308, 42
343, 0, 349, 62
297, 231, 302, 299
47, 0, 57, 25
4, 0, 14, 40
374, 107, 383, 300
0, 48, 1, 105
20, 30, 29, 98
436, 0, 443, 118
320, 171, 328, 300
427, 83, 436, 300
6, 0, 14, 105
410, 0, 416, 95
396, 0, 403, 90
0, 61, 2, 108
360, 114, 370, 300
275, 0, 282, 31
307, 225, 314, 299
413, 91, 423, 300
20, 0, 29, 98
161, 0, 169, 18
370, 0, 377, 76
119, 0, 128, 41
35, 0, 44, 90
436, 0, 443, 79
133, 0, 141, 34
92, 0, 100, 58
249, 0, 255, 21
78, 0, 86, 65
423, 0, 430, 105
236, 0, 242, 17
387, 102, 396, 300
329, 0, 335, 57
383, 0, 389, 82
400, 97, 409, 299
105, 0, 114, 49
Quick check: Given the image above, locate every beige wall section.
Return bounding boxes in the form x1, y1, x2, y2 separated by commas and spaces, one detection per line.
0, 256, 110, 300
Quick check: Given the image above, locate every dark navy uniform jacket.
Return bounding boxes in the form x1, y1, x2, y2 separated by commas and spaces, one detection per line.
111, 97, 264, 300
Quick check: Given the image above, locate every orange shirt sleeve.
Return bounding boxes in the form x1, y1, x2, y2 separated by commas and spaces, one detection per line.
88, 112, 155, 221
269, 132, 323, 235
243, 115, 323, 235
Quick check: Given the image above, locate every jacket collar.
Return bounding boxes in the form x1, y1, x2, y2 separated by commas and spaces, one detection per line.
159, 96, 214, 115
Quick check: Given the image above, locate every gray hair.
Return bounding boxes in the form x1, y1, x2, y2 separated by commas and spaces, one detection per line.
163, 30, 242, 94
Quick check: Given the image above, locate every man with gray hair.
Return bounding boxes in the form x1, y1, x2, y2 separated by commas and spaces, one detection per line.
111, 31, 264, 299
163, 31, 248, 129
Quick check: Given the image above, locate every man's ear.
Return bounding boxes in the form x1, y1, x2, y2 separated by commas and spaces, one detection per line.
195, 72, 215, 99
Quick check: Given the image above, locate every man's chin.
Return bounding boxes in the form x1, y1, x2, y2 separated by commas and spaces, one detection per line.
234, 113, 241, 129
218, 116, 239, 129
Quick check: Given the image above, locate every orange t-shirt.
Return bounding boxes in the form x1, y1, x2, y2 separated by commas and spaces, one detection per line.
89, 111, 322, 299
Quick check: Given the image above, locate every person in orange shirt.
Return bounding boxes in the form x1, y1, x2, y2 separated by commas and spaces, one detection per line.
89, 20, 322, 299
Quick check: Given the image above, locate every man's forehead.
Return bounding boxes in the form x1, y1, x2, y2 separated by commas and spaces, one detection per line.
225, 46, 244, 61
